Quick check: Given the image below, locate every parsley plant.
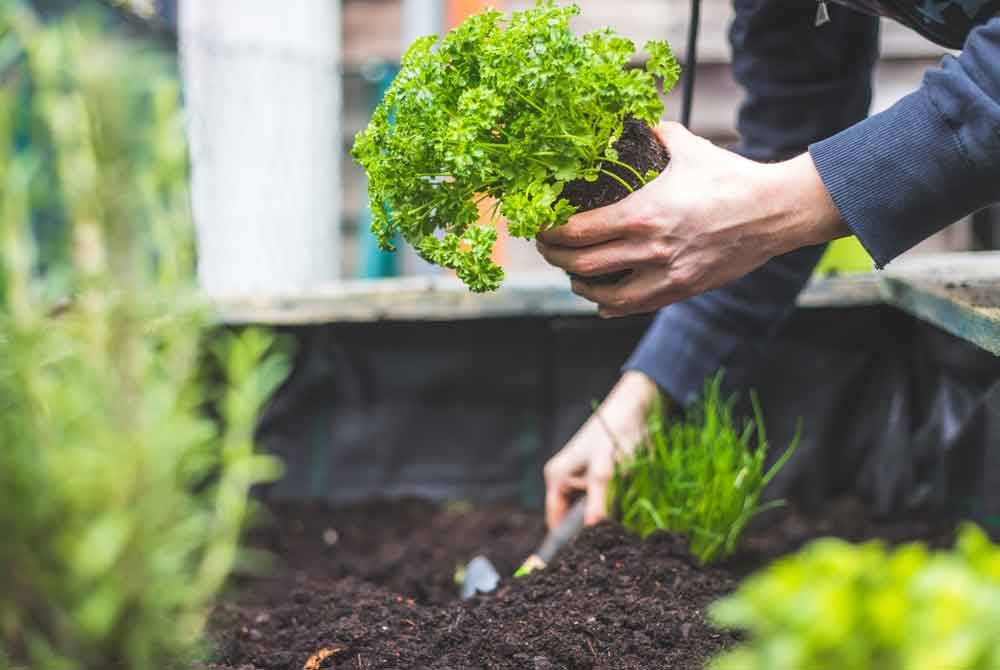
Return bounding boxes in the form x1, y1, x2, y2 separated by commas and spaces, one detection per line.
351, 2, 681, 292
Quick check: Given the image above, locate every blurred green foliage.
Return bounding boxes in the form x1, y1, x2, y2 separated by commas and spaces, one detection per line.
815, 237, 874, 276
0, 3, 289, 669
710, 524, 1000, 670
608, 375, 799, 565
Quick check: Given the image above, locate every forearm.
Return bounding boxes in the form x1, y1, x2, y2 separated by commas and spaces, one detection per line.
623, 0, 877, 401
809, 17, 1000, 266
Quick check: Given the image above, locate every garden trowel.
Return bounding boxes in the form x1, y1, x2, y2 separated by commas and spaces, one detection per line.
460, 497, 587, 599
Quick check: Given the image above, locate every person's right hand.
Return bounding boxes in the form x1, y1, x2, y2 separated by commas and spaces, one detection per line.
543, 370, 663, 529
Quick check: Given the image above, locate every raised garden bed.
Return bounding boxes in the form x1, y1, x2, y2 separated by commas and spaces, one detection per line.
202, 497, 957, 670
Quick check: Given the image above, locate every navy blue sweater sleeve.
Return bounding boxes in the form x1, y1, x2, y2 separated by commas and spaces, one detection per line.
810, 17, 1000, 267
624, 1, 880, 404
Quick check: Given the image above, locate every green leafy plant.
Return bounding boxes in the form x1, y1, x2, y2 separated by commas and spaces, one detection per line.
0, 4, 288, 669
351, 1, 681, 292
709, 524, 1000, 670
608, 375, 799, 565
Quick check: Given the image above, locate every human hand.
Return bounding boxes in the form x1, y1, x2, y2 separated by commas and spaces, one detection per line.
543, 371, 662, 529
536, 122, 848, 317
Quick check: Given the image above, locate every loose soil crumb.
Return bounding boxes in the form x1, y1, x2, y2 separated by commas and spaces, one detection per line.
201, 497, 956, 670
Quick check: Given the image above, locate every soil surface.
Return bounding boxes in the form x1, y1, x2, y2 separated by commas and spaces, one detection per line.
560, 117, 670, 285
202, 497, 956, 670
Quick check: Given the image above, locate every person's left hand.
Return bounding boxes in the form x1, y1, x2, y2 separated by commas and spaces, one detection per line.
536, 122, 848, 317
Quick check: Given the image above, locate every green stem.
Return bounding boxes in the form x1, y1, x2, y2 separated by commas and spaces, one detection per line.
488, 198, 502, 224
528, 156, 555, 170
513, 88, 546, 114
599, 168, 635, 193
401, 202, 433, 218
601, 157, 647, 185
542, 133, 588, 143
467, 181, 499, 196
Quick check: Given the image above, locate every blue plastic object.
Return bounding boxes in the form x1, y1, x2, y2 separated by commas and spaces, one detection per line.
357, 62, 400, 279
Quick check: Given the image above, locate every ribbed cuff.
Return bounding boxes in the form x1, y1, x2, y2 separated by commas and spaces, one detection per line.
809, 88, 973, 269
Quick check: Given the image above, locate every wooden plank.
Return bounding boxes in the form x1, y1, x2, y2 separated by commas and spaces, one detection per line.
213, 275, 595, 324
215, 251, 1000, 363
881, 252, 1000, 355
798, 274, 883, 309
212, 272, 883, 325
215, 250, 1000, 363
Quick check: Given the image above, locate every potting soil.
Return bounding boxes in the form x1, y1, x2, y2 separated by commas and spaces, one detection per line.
202, 497, 956, 670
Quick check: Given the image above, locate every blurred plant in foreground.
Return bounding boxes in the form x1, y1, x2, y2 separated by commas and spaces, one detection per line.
710, 524, 1000, 670
0, 4, 288, 669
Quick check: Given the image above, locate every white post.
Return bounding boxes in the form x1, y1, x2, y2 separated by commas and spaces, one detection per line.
180, 0, 342, 296
400, 0, 445, 276
403, 0, 445, 45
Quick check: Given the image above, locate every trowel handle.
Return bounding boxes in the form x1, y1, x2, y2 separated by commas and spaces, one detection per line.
536, 497, 587, 564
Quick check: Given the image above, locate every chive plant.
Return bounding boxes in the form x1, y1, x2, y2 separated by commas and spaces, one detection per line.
609, 375, 800, 565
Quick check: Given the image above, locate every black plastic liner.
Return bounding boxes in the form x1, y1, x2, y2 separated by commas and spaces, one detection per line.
751, 306, 1000, 524
258, 305, 1000, 523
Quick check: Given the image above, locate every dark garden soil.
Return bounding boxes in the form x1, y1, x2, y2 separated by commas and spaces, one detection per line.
202, 497, 957, 670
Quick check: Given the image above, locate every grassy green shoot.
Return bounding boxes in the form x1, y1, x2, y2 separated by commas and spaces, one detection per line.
609, 374, 799, 565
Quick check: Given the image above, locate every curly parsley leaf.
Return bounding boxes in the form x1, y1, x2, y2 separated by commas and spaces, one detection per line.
351, 1, 681, 292
644, 40, 682, 94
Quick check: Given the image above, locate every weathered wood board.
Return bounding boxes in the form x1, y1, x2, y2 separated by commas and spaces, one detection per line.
212, 272, 884, 324
214, 252, 1000, 359
881, 252, 1000, 355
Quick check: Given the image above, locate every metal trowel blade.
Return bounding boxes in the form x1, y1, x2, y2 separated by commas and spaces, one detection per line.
460, 554, 501, 599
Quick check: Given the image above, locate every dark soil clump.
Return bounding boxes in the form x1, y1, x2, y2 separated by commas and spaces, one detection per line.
560, 117, 670, 285
561, 116, 670, 213
201, 498, 957, 670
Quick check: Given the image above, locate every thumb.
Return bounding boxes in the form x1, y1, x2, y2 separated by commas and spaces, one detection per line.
652, 121, 698, 155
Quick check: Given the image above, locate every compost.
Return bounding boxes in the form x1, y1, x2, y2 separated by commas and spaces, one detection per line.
202, 497, 956, 670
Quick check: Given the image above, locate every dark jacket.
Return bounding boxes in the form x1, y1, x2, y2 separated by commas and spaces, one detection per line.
625, 0, 1000, 403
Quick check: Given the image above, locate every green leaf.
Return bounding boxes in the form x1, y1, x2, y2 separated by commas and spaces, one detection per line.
708, 526, 1000, 670
644, 40, 682, 93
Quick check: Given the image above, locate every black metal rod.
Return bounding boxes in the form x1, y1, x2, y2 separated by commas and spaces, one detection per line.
681, 0, 702, 129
